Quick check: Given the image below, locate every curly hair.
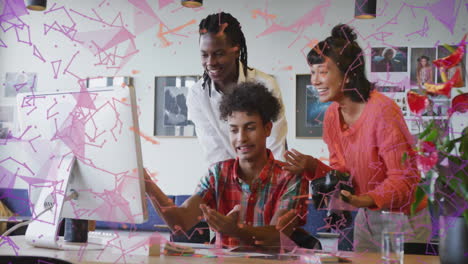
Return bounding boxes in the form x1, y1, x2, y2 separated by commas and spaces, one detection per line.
307, 24, 375, 102
199, 12, 250, 96
219, 82, 281, 124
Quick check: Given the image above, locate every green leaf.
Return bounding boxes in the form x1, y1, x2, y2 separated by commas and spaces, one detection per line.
424, 128, 439, 143
459, 132, 468, 160
418, 121, 435, 140
442, 136, 461, 153
463, 210, 468, 226
454, 169, 468, 200
401, 152, 408, 164
442, 44, 455, 53
411, 185, 426, 216
446, 154, 463, 166
425, 170, 434, 181
438, 169, 468, 202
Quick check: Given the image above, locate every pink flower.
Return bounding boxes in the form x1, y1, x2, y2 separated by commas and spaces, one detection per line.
416, 141, 438, 173
424, 67, 461, 97
432, 34, 466, 69
449, 93, 468, 116
407, 91, 429, 115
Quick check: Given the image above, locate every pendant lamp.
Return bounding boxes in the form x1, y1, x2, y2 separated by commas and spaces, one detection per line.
26, 0, 47, 11
181, 0, 202, 8
355, 0, 376, 19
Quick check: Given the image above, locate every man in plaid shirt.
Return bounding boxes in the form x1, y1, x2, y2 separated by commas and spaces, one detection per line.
145, 82, 308, 248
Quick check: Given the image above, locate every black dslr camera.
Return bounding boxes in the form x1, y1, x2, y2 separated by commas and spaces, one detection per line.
310, 170, 355, 229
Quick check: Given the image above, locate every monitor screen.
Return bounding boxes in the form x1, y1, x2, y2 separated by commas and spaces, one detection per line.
16, 86, 148, 227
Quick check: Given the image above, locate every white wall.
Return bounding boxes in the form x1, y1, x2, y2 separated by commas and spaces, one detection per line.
1, 0, 467, 195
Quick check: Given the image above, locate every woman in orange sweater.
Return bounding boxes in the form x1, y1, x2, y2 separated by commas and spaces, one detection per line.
283, 24, 431, 251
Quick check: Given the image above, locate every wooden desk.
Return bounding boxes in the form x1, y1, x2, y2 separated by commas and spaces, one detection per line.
345, 252, 439, 263
0, 235, 440, 263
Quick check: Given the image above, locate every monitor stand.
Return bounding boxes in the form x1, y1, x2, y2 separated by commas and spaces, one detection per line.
24, 155, 102, 250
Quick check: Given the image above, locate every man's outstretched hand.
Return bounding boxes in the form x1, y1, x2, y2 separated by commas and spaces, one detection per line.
200, 204, 240, 236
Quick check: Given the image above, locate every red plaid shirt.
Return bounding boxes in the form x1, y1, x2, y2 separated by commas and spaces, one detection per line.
195, 150, 308, 247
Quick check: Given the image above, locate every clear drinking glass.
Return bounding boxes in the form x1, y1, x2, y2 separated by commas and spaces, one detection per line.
381, 211, 405, 264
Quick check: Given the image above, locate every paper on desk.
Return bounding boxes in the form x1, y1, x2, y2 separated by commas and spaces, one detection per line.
194, 248, 273, 258
98, 231, 163, 256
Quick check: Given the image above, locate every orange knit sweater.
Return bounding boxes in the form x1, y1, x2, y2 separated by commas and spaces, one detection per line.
309, 91, 426, 214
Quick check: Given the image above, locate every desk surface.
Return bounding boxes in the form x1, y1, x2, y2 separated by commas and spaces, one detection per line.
0, 235, 440, 264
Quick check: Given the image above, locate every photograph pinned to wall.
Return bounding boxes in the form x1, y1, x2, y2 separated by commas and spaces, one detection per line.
406, 115, 440, 135
3, 72, 37, 97
371, 47, 408, 72
385, 92, 409, 117
371, 73, 409, 117
424, 93, 446, 100
154, 76, 199, 137
421, 99, 438, 117
87, 76, 133, 88
420, 117, 448, 131
410, 48, 436, 88
437, 45, 466, 86
408, 119, 421, 135
370, 72, 409, 91
296, 74, 331, 138
414, 98, 450, 117
432, 99, 451, 117
405, 91, 450, 135
376, 85, 405, 93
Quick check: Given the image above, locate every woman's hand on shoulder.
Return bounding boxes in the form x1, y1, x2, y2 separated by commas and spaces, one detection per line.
282, 149, 317, 174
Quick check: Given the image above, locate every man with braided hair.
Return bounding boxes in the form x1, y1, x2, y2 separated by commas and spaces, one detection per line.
187, 12, 287, 166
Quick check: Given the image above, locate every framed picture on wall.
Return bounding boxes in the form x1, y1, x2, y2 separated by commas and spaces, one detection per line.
3, 72, 37, 98
296, 74, 332, 138
0, 105, 15, 139
154, 76, 199, 137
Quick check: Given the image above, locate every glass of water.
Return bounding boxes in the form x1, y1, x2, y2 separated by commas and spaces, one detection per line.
381, 211, 405, 264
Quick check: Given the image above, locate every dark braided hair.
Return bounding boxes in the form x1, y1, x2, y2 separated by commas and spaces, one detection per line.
307, 24, 375, 102
199, 12, 250, 96
219, 82, 281, 124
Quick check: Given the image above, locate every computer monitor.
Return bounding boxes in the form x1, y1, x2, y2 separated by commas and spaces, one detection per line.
16, 85, 148, 249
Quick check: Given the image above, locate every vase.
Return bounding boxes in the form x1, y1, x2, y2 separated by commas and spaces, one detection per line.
438, 215, 468, 264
